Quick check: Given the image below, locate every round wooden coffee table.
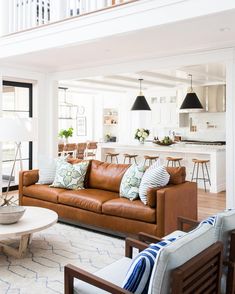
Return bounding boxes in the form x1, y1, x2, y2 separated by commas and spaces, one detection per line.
0, 206, 58, 258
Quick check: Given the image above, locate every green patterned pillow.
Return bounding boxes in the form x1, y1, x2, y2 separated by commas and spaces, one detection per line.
51, 160, 89, 190
120, 164, 146, 200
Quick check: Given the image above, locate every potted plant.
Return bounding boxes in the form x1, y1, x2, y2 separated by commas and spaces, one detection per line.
134, 128, 150, 144
59, 127, 74, 144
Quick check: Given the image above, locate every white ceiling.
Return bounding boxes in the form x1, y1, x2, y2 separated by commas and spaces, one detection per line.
59, 63, 226, 93
0, 8, 235, 75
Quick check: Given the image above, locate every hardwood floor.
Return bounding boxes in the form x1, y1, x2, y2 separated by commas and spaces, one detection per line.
198, 189, 226, 220
4, 189, 226, 221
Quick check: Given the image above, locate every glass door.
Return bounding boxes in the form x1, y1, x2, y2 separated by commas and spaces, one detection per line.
2, 81, 33, 191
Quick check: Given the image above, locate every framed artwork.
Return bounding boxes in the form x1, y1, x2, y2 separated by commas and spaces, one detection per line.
77, 116, 86, 136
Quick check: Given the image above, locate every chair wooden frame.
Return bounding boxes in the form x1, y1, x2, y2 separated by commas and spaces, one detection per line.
64, 231, 223, 294
176, 216, 235, 294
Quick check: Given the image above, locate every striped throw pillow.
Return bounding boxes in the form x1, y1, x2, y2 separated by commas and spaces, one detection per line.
122, 238, 177, 293
139, 164, 170, 204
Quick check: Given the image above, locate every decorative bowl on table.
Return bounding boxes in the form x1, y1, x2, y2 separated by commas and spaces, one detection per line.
0, 206, 26, 224
153, 136, 175, 146
154, 141, 175, 146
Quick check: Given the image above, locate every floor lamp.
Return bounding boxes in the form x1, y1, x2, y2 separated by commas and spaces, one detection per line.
0, 118, 37, 206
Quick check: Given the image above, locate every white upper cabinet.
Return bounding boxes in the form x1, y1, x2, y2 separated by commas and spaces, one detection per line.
151, 96, 179, 128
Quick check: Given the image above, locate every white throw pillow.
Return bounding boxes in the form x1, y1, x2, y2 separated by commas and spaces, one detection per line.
37, 158, 56, 185
120, 164, 146, 201
37, 156, 68, 185
139, 164, 170, 205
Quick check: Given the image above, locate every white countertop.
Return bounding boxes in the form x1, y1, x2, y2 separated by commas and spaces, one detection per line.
99, 142, 226, 154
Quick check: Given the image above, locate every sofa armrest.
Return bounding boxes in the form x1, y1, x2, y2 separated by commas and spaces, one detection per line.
156, 181, 198, 237
64, 264, 131, 294
19, 169, 39, 205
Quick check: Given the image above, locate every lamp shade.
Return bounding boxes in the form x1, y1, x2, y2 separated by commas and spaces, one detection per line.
180, 92, 203, 110
0, 117, 37, 142
131, 95, 151, 111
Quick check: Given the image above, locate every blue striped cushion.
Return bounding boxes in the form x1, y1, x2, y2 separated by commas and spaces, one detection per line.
139, 164, 170, 204
122, 238, 177, 294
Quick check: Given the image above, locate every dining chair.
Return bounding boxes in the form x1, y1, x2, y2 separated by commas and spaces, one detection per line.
63, 143, 77, 158
85, 142, 98, 159
77, 143, 87, 159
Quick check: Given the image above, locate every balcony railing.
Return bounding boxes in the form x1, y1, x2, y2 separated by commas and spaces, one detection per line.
0, 0, 133, 36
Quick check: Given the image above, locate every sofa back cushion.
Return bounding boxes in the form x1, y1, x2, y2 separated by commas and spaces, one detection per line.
149, 224, 216, 294
88, 160, 130, 193
166, 166, 186, 184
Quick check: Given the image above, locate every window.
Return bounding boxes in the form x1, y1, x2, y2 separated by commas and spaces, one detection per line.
2, 81, 33, 191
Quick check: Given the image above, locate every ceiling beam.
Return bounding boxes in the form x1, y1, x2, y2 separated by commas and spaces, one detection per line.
178, 68, 225, 82
139, 71, 193, 84
106, 75, 175, 88
63, 81, 126, 93
78, 79, 138, 89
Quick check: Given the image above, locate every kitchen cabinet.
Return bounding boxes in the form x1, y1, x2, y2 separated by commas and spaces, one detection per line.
151, 96, 179, 128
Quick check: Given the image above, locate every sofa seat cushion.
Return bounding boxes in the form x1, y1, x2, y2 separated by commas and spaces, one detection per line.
74, 257, 131, 294
23, 185, 67, 203
102, 198, 155, 223
58, 189, 119, 213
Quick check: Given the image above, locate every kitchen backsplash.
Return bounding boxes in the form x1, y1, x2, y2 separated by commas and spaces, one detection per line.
155, 112, 225, 141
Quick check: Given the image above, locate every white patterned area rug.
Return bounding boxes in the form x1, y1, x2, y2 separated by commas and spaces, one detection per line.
0, 223, 125, 294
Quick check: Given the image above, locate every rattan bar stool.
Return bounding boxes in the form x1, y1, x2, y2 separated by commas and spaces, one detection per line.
166, 157, 183, 167
144, 155, 159, 166
105, 152, 119, 164
123, 154, 138, 164
191, 159, 211, 192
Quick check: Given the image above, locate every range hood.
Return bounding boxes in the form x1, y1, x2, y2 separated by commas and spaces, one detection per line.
180, 85, 226, 113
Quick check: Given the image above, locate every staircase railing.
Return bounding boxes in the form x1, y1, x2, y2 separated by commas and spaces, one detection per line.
0, 0, 132, 36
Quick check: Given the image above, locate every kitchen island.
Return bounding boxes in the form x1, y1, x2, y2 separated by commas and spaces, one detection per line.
97, 142, 226, 193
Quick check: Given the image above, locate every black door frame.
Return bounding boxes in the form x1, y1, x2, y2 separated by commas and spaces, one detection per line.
2, 80, 33, 192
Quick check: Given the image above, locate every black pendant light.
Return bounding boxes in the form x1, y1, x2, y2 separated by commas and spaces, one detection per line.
180, 74, 203, 110
131, 79, 151, 111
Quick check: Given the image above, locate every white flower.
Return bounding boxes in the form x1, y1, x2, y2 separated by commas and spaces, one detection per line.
137, 131, 142, 137
143, 132, 148, 138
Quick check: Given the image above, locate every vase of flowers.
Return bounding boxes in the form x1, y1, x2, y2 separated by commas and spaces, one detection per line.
59, 127, 74, 144
134, 128, 150, 144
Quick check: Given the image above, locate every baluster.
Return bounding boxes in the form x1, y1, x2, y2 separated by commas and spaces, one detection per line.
89, 0, 97, 12
76, 0, 80, 16
22, 0, 26, 30
38, 0, 42, 25
26, 0, 30, 29
70, 0, 76, 16
80, 0, 85, 14
107, 0, 113, 6
96, 0, 105, 9
44, 0, 49, 23
17, 0, 22, 31
31, 0, 37, 27
9, 0, 14, 33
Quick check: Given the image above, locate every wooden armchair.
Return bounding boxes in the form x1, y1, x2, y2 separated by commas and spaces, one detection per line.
64, 224, 222, 294
162, 214, 235, 294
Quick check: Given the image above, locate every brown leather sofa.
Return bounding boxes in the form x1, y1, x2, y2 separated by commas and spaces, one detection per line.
19, 160, 197, 237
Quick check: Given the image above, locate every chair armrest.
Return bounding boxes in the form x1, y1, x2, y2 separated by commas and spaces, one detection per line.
138, 232, 162, 244
177, 216, 199, 231
125, 237, 148, 258
64, 264, 131, 294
